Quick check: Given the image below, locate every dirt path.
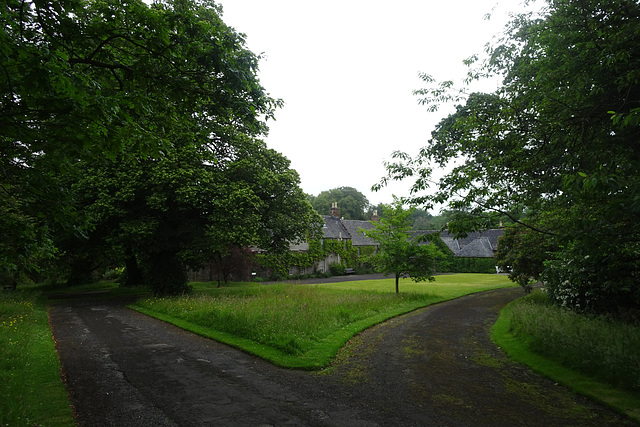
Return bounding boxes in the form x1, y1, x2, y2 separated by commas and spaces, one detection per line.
49, 287, 635, 426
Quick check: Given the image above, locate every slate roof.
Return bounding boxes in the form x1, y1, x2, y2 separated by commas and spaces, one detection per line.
321, 215, 350, 240
455, 237, 495, 257
341, 219, 378, 246
438, 230, 503, 258
318, 216, 378, 246
315, 216, 503, 258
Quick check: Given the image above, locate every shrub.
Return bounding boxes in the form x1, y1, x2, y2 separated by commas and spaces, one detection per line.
542, 247, 640, 315
102, 267, 124, 281
329, 263, 346, 276
356, 265, 375, 275
496, 224, 556, 293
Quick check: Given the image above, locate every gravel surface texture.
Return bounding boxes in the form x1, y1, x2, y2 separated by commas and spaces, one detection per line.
48, 279, 636, 426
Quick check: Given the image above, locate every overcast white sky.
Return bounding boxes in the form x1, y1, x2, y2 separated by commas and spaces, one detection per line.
215, 0, 533, 210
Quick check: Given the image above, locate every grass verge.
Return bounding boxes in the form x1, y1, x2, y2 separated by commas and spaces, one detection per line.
492, 290, 640, 423
131, 273, 515, 369
1, 285, 74, 427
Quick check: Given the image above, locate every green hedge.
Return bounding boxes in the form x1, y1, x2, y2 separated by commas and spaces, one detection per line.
448, 257, 496, 274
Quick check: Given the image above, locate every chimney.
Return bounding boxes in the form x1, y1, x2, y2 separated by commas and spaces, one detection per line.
330, 202, 339, 218
371, 210, 379, 222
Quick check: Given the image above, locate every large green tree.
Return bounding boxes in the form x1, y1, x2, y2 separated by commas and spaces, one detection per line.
361, 199, 445, 293
1, 0, 320, 293
311, 187, 371, 220
376, 0, 640, 314
65, 135, 319, 293
495, 218, 557, 293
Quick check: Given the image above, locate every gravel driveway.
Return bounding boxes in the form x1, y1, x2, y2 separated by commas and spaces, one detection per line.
48, 285, 635, 426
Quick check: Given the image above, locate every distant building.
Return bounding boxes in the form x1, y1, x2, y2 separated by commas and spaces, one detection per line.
189, 203, 504, 281
289, 203, 503, 276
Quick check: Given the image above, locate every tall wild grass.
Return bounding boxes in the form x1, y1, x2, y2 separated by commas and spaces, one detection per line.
508, 291, 640, 391
135, 275, 514, 368
137, 284, 438, 356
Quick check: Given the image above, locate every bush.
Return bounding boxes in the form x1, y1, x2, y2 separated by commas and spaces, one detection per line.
329, 263, 346, 276
102, 267, 124, 281
495, 224, 556, 292
542, 247, 640, 315
356, 265, 375, 275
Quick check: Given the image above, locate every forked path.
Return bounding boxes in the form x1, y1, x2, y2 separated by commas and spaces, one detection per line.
49, 287, 634, 426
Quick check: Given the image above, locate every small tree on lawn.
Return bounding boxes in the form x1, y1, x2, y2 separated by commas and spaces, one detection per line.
361, 199, 445, 293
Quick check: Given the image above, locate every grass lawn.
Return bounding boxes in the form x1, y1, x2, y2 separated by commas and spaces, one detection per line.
1, 285, 75, 427
6, 273, 637, 425
131, 273, 516, 369
320, 273, 514, 298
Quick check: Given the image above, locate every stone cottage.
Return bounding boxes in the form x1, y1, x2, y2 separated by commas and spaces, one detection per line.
287, 203, 379, 275
289, 203, 503, 276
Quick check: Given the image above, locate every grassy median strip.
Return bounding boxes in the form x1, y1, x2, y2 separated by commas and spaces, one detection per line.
0, 286, 74, 427
492, 290, 640, 423
131, 274, 515, 369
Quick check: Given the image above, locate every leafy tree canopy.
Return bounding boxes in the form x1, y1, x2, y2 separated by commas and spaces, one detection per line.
311, 187, 371, 220
63, 135, 319, 293
360, 199, 445, 293
1, 0, 322, 294
376, 0, 640, 314
410, 208, 433, 230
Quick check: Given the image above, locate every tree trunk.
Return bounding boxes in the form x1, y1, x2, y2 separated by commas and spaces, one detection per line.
67, 257, 96, 286
395, 274, 400, 294
147, 251, 189, 295
122, 247, 143, 287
